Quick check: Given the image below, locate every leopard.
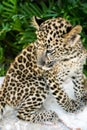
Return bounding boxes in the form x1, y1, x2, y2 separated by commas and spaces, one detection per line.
0, 17, 87, 123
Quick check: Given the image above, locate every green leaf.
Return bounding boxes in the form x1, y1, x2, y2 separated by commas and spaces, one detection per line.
2, 0, 17, 18
0, 65, 5, 76
11, 15, 23, 31
81, 3, 87, 14
0, 23, 11, 39
0, 47, 4, 62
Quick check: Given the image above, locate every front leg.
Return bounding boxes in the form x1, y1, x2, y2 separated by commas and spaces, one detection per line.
72, 73, 87, 104
45, 71, 81, 112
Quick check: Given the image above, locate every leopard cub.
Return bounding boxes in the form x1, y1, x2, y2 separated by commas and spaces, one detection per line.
0, 17, 87, 123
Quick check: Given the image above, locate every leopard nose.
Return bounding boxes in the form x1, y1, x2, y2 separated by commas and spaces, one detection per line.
39, 58, 45, 66
37, 55, 46, 66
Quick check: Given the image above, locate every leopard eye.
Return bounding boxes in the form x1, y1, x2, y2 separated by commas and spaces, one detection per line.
46, 60, 56, 68
46, 49, 56, 56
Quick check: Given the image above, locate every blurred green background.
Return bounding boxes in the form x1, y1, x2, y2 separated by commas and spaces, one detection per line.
0, 0, 87, 76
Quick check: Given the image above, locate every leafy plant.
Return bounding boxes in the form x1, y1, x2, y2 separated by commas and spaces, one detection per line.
0, 0, 87, 76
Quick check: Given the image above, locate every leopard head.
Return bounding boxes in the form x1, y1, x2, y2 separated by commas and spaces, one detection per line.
32, 17, 87, 70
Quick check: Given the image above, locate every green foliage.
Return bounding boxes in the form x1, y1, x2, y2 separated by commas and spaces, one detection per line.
0, 0, 87, 76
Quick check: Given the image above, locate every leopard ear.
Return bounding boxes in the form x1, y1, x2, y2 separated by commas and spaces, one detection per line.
31, 16, 45, 30
64, 25, 82, 46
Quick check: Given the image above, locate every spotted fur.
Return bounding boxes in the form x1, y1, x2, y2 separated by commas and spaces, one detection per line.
0, 17, 87, 123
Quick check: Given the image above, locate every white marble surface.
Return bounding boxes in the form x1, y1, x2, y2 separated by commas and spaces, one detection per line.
0, 77, 87, 130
